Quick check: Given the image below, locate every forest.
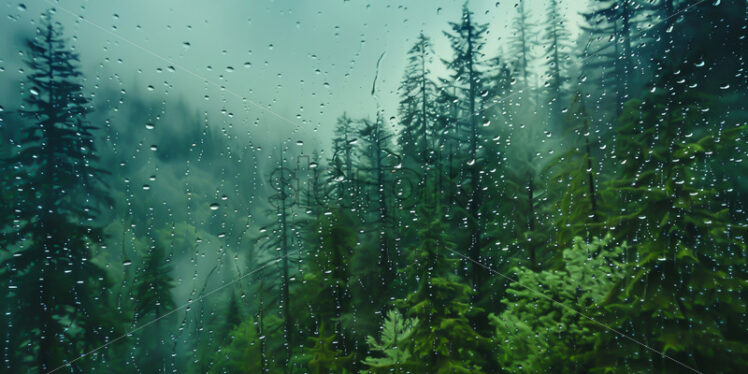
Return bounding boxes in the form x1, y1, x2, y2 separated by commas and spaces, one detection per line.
0, 0, 746, 373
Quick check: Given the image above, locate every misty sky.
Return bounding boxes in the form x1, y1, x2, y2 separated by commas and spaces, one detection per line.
1, 0, 587, 150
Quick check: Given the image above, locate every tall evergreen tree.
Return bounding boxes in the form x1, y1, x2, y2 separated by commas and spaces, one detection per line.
543, 0, 571, 128
510, 0, 536, 87
263, 148, 297, 372
330, 114, 358, 209
580, 0, 643, 114
132, 244, 176, 373
600, 63, 748, 372
442, 3, 490, 300
0, 13, 118, 373
544, 92, 601, 252
398, 201, 490, 373
358, 115, 397, 289
398, 33, 437, 177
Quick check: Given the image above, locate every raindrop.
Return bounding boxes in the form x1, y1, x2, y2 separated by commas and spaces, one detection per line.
123, 260, 133, 266
145, 123, 155, 130
209, 203, 220, 211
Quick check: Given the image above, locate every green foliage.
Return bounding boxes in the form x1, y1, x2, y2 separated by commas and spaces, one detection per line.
0, 13, 120, 372
362, 310, 418, 373
209, 319, 263, 374
304, 326, 353, 374
133, 245, 176, 319
544, 92, 601, 255
597, 64, 748, 372
397, 203, 489, 373
491, 235, 626, 373
131, 244, 176, 373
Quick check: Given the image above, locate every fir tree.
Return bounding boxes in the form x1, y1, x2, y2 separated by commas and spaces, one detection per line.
398, 201, 489, 373
491, 235, 627, 373
398, 33, 438, 177
132, 244, 176, 373
580, 0, 642, 114
362, 309, 418, 373
544, 92, 601, 252
358, 115, 397, 289
0, 13, 118, 372
442, 2, 490, 301
330, 114, 358, 209
510, 0, 536, 87
600, 63, 748, 372
543, 0, 571, 128
263, 147, 298, 371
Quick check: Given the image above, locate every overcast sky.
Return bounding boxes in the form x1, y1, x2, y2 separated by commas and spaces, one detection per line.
1, 0, 587, 149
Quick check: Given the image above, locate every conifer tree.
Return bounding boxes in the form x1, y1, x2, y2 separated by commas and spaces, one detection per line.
491, 235, 627, 372
398, 200, 489, 373
544, 92, 601, 252
442, 2, 490, 299
600, 63, 748, 372
398, 33, 437, 177
580, 0, 642, 114
263, 148, 297, 371
0, 13, 118, 372
358, 115, 397, 288
510, 0, 535, 87
133, 244, 176, 373
543, 0, 571, 128
361, 309, 418, 373
330, 114, 358, 209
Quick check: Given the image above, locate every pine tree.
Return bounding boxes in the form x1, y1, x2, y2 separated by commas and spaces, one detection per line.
0, 13, 118, 372
358, 115, 397, 289
543, 0, 571, 128
510, 0, 536, 87
580, 0, 642, 114
132, 244, 176, 373
442, 2, 490, 300
600, 63, 748, 372
304, 324, 353, 373
330, 114, 358, 209
544, 92, 601, 252
491, 235, 627, 373
398, 33, 438, 177
398, 200, 489, 373
294, 206, 356, 353
263, 147, 298, 371
362, 309, 418, 373
209, 319, 264, 373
